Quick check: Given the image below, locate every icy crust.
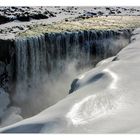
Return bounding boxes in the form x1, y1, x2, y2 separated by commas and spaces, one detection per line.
1, 28, 140, 133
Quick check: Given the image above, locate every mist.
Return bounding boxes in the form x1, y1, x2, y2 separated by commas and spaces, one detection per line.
12, 59, 91, 118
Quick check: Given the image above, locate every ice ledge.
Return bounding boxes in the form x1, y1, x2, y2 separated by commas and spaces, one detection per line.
1, 28, 140, 133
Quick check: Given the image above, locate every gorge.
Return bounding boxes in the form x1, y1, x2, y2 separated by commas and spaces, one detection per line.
0, 28, 131, 126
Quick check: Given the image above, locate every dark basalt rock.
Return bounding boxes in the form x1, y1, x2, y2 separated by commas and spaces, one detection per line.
0, 15, 10, 24
116, 10, 121, 14
30, 13, 48, 19
49, 12, 56, 17
0, 39, 15, 64
0, 39, 16, 92
69, 78, 79, 94
0, 63, 9, 92
112, 56, 119, 61
106, 7, 111, 10
109, 11, 116, 15
17, 15, 30, 21
86, 12, 97, 16
97, 11, 104, 16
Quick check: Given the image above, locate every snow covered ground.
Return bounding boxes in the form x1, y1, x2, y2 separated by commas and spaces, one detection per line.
1, 6, 140, 39
1, 28, 140, 133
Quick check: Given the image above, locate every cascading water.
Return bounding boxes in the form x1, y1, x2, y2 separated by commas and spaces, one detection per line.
11, 29, 131, 117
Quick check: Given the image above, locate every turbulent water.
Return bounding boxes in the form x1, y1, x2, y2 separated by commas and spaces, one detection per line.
11, 29, 131, 117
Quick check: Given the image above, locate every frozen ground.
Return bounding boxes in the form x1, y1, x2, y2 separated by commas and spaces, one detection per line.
1, 6, 140, 39
1, 28, 140, 133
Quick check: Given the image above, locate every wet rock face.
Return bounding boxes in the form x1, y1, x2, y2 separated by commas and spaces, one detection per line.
0, 15, 12, 24
0, 39, 14, 63
0, 62, 8, 91
0, 39, 16, 93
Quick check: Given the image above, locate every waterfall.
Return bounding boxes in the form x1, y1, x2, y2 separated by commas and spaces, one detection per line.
12, 29, 131, 116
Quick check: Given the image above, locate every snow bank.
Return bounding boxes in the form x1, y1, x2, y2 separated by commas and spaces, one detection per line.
1, 28, 140, 133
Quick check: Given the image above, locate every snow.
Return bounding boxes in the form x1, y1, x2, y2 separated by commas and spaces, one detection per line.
1, 6, 140, 39
1, 28, 140, 133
